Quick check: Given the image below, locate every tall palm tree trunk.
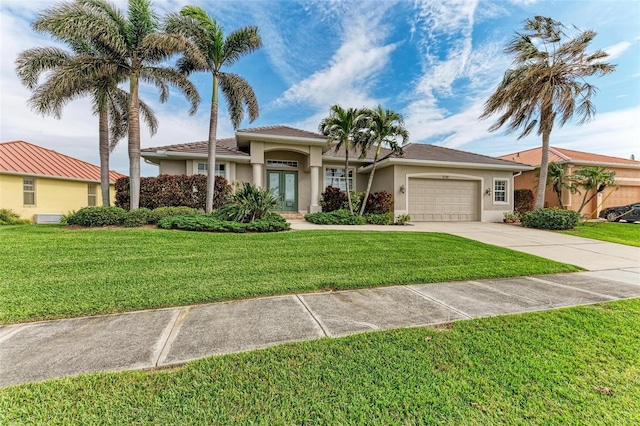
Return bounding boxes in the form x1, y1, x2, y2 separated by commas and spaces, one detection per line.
358, 143, 381, 216
535, 130, 550, 210
344, 149, 353, 214
206, 74, 219, 213
128, 69, 141, 210
98, 108, 110, 206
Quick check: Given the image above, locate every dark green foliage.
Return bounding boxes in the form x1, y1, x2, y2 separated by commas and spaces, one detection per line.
65, 206, 127, 227
157, 213, 289, 233
514, 189, 534, 216
305, 210, 366, 225
0, 209, 31, 225
395, 214, 411, 225
320, 186, 347, 212
115, 175, 231, 210
123, 208, 153, 228
363, 191, 394, 214
363, 212, 393, 225
149, 206, 201, 223
217, 183, 279, 223
521, 208, 581, 230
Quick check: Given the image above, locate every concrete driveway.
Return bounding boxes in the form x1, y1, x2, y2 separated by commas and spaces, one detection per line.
289, 220, 640, 273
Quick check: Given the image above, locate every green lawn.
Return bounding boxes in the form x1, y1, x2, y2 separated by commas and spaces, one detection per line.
560, 221, 640, 247
0, 225, 581, 324
1, 299, 638, 424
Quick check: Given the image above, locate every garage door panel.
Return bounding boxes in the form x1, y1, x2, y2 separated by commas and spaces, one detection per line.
408, 179, 479, 222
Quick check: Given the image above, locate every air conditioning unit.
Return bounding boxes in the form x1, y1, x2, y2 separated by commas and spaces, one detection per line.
34, 213, 63, 224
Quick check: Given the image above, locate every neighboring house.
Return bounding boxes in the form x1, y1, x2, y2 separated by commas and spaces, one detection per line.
141, 125, 530, 222
499, 146, 640, 216
0, 141, 126, 222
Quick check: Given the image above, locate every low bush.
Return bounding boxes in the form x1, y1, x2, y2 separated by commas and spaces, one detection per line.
320, 186, 348, 212
521, 208, 580, 230
217, 183, 278, 223
363, 212, 393, 225
321, 186, 394, 215
395, 214, 411, 225
157, 213, 289, 233
363, 191, 394, 214
514, 189, 534, 216
123, 208, 153, 228
305, 210, 366, 225
65, 206, 127, 227
0, 209, 30, 225
149, 206, 201, 224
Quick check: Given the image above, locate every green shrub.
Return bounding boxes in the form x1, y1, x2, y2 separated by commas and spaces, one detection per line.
363, 191, 394, 214
514, 189, 534, 216
65, 206, 127, 227
149, 206, 201, 224
305, 210, 366, 225
217, 183, 278, 223
123, 208, 153, 228
0, 209, 31, 225
157, 213, 289, 233
115, 175, 231, 210
320, 186, 348, 212
364, 212, 393, 225
395, 214, 411, 225
521, 208, 580, 230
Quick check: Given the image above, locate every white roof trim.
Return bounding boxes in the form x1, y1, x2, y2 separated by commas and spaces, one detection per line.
141, 151, 251, 163
0, 170, 114, 183
358, 157, 533, 173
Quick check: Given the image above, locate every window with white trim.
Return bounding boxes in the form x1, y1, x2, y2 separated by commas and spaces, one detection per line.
23, 177, 35, 206
494, 179, 508, 203
325, 168, 354, 191
88, 184, 97, 206
266, 160, 298, 168
197, 162, 226, 178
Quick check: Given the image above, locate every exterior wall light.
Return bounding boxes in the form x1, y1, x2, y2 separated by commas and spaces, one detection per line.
485, 188, 492, 196
400, 185, 406, 194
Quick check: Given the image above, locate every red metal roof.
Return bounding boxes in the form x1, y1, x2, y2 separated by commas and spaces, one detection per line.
0, 141, 127, 183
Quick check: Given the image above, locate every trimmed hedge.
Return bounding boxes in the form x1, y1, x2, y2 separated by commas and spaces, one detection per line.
363, 212, 394, 225
521, 208, 581, 230
115, 175, 231, 210
149, 206, 201, 223
363, 191, 394, 214
305, 210, 366, 225
320, 186, 394, 214
157, 213, 290, 233
123, 208, 153, 228
320, 186, 347, 212
514, 189, 534, 216
65, 206, 127, 227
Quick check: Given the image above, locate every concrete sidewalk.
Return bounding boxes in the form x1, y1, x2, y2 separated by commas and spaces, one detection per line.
2, 269, 639, 387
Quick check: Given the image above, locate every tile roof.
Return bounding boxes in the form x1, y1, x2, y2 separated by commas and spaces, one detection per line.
236, 125, 326, 140
498, 146, 640, 167
386, 143, 526, 166
0, 140, 126, 182
140, 138, 249, 156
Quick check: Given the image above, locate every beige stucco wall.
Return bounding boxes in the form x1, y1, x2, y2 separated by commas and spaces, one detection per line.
158, 160, 187, 175
0, 173, 115, 221
388, 165, 515, 222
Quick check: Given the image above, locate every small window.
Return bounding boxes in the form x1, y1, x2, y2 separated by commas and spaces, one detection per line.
197, 163, 226, 177
325, 168, 354, 191
266, 160, 298, 168
23, 177, 35, 206
494, 179, 508, 203
88, 184, 97, 206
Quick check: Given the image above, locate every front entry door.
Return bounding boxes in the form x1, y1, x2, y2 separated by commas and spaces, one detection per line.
267, 170, 298, 212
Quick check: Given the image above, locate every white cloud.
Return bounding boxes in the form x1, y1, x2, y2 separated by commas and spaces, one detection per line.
604, 41, 632, 59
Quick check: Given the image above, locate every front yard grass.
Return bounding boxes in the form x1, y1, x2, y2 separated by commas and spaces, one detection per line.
1, 299, 638, 424
0, 225, 581, 324
560, 221, 640, 247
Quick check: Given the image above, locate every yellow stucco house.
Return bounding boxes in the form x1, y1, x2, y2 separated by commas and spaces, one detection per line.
0, 141, 126, 223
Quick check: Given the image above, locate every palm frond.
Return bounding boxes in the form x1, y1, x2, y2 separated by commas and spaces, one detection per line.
223, 26, 262, 66
141, 66, 200, 114
15, 47, 72, 89
220, 73, 259, 128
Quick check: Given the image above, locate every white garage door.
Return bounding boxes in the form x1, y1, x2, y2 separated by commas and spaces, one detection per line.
408, 178, 479, 221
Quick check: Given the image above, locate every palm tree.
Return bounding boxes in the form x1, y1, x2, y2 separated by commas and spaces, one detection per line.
33, 0, 201, 209
480, 16, 615, 210
357, 105, 409, 216
544, 162, 576, 210
165, 6, 261, 213
15, 43, 157, 206
571, 166, 617, 214
319, 105, 367, 215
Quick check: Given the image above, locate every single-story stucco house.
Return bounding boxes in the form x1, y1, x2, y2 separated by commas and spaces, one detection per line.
141, 125, 532, 222
499, 146, 640, 217
0, 140, 126, 222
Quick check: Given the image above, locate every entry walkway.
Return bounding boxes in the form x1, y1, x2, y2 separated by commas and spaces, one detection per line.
1, 222, 639, 387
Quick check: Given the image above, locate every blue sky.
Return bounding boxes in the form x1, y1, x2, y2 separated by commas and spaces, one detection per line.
1, 0, 638, 176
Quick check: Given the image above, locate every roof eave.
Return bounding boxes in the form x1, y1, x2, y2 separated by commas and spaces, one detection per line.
236, 132, 328, 149
358, 158, 534, 173
0, 170, 121, 184
140, 151, 251, 163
